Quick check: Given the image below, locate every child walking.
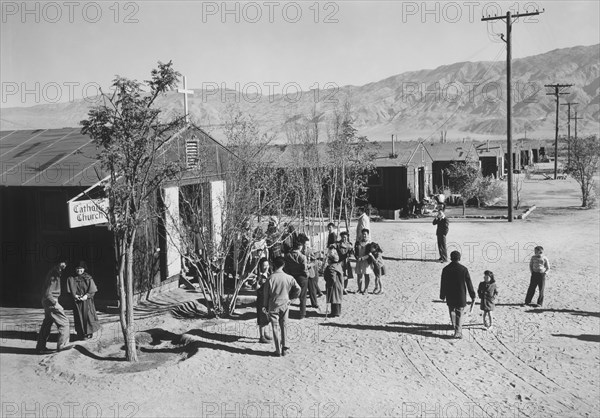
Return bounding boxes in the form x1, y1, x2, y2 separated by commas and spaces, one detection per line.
477, 270, 498, 329
367, 242, 385, 294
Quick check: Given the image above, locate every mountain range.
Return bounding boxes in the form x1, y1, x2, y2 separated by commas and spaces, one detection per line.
2, 44, 598, 143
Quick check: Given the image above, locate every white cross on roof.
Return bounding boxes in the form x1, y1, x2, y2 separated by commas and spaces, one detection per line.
177, 76, 194, 124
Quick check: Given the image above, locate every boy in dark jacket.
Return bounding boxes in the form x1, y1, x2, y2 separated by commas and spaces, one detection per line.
525, 246, 550, 307
433, 211, 449, 262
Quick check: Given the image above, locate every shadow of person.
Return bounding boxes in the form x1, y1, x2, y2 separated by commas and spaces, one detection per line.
383, 256, 441, 263
552, 333, 600, 343
0, 346, 44, 355
184, 328, 244, 343
528, 308, 600, 318
320, 321, 454, 339
0, 329, 53, 342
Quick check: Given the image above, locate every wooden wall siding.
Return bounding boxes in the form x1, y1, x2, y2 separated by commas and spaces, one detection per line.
480, 157, 500, 178
1, 187, 116, 307
367, 167, 408, 211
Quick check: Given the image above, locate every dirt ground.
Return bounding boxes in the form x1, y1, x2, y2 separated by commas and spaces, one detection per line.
1, 177, 599, 418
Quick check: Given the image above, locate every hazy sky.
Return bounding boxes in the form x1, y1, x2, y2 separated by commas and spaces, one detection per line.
2, 0, 598, 107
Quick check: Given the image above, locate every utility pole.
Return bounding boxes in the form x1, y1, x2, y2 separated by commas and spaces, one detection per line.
482, 8, 543, 222
545, 84, 572, 178
561, 102, 578, 165
573, 110, 583, 140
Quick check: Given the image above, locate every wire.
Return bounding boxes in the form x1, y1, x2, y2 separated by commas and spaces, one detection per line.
419, 44, 508, 144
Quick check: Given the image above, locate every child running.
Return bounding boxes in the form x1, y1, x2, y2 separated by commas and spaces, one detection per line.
477, 270, 498, 329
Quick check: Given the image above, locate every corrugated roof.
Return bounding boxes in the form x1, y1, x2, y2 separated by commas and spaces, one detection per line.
424, 141, 476, 161
0, 128, 104, 187
261, 140, 426, 168
370, 141, 419, 167
0, 125, 231, 187
475, 141, 504, 158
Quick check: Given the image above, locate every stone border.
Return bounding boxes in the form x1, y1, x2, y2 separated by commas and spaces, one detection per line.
518, 205, 537, 219
444, 205, 537, 220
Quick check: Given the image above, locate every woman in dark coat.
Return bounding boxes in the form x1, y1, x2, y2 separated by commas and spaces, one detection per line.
67, 261, 101, 340
324, 247, 344, 317
253, 257, 272, 343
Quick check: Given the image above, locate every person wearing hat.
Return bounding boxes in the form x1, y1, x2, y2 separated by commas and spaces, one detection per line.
36, 259, 72, 353
323, 246, 344, 317
67, 261, 101, 340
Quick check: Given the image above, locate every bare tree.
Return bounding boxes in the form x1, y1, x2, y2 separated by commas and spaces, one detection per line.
445, 158, 480, 216
171, 108, 295, 317
565, 135, 600, 207
326, 105, 375, 238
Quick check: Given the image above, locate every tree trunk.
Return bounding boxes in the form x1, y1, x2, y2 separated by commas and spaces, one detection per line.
125, 232, 138, 362
337, 163, 346, 230
116, 239, 127, 351
462, 201, 466, 216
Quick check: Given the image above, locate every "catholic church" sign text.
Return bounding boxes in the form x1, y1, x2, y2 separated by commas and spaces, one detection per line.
68, 198, 109, 228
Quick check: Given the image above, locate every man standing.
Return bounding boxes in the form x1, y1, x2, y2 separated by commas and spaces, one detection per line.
440, 251, 475, 339
433, 210, 449, 262
263, 257, 301, 356
36, 260, 71, 353
284, 238, 319, 318
326, 222, 338, 247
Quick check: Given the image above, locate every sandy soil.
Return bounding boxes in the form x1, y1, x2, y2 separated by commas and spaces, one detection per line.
1, 177, 599, 418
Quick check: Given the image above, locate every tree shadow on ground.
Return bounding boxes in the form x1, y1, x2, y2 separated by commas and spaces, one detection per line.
321, 321, 454, 339
142, 328, 180, 345
170, 300, 210, 320
74, 345, 126, 361
552, 333, 600, 343
526, 308, 600, 317
141, 327, 271, 357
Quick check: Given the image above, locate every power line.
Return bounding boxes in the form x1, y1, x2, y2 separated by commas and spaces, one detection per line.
482, 8, 544, 222
573, 110, 583, 141
561, 102, 578, 165
545, 84, 573, 179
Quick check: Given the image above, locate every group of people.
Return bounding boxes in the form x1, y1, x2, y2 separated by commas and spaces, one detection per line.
36, 218, 551, 355
439, 245, 550, 339
250, 217, 387, 356
36, 260, 101, 354
255, 248, 349, 357
255, 213, 551, 350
